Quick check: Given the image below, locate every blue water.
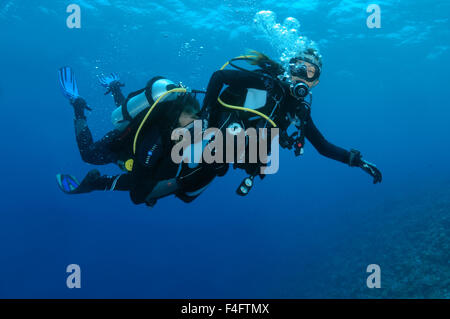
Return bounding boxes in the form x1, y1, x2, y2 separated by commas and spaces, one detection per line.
0, 1, 449, 298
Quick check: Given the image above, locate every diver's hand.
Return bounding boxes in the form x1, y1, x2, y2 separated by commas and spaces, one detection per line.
348, 149, 382, 184
360, 160, 382, 184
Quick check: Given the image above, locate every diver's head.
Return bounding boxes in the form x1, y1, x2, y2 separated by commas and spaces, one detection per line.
176, 94, 201, 127
287, 47, 322, 98
146, 77, 200, 128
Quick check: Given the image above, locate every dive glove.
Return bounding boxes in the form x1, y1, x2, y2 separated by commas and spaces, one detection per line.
349, 149, 382, 184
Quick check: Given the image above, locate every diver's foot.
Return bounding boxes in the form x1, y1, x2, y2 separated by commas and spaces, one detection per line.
56, 173, 80, 194
58, 66, 79, 101
98, 73, 123, 92
145, 198, 158, 208
78, 169, 102, 193
56, 169, 101, 195
71, 97, 92, 120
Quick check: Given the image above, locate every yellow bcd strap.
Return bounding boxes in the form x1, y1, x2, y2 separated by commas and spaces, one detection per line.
133, 87, 188, 155
125, 87, 188, 172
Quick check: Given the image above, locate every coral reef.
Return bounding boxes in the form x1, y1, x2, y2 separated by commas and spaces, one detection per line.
308, 180, 450, 298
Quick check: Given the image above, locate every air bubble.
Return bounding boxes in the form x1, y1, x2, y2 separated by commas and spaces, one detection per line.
254, 10, 277, 30
283, 17, 300, 31
252, 11, 320, 73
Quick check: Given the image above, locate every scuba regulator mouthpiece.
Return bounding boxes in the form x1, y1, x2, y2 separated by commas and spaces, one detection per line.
290, 82, 310, 100
287, 56, 321, 100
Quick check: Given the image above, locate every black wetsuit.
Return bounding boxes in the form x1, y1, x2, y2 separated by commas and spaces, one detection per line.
72, 69, 354, 204
202, 70, 352, 165
72, 86, 171, 203
74, 83, 126, 165
72, 84, 224, 205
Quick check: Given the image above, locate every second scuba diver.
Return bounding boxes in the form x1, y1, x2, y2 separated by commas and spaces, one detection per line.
56, 67, 227, 206
199, 47, 382, 195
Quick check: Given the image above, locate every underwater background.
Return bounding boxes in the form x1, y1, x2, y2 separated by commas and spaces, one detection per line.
0, 0, 449, 298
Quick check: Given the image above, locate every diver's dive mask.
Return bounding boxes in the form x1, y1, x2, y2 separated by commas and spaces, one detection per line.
287, 57, 321, 100
288, 57, 321, 82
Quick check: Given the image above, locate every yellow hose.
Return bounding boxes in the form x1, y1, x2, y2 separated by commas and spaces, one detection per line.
218, 97, 277, 128
218, 55, 277, 128
133, 88, 187, 155
220, 55, 258, 70
133, 55, 275, 164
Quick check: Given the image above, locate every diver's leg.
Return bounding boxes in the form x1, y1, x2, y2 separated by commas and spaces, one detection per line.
77, 170, 132, 193
98, 73, 126, 107
71, 98, 119, 165
110, 83, 126, 107
57, 170, 132, 194
58, 67, 119, 164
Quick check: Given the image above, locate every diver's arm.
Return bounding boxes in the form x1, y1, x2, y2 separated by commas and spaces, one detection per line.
202, 70, 267, 112
75, 122, 120, 165
305, 116, 351, 164
71, 97, 119, 165
305, 117, 382, 183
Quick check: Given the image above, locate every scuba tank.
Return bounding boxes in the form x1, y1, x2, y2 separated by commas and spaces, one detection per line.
111, 77, 179, 131
110, 77, 183, 172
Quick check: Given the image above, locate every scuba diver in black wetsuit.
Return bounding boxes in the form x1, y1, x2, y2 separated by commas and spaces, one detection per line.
200, 48, 382, 195
56, 67, 227, 206
56, 45, 381, 206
